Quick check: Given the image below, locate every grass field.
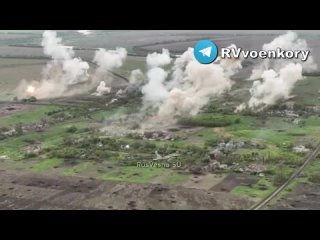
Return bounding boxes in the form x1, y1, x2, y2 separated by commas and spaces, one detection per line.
0, 63, 44, 100
232, 177, 275, 199
32, 158, 63, 172
0, 105, 61, 127
293, 76, 320, 105
0, 106, 93, 160
112, 56, 146, 78
99, 166, 167, 183
0, 58, 47, 67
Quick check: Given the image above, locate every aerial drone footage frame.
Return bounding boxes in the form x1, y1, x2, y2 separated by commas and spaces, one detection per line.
0, 30, 320, 210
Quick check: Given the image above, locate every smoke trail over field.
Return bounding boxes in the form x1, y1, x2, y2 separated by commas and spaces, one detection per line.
237, 31, 314, 111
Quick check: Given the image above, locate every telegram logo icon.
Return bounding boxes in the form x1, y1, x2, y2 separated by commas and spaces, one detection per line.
194, 40, 218, 64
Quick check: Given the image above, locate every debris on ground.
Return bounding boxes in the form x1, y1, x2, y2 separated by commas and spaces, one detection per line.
293, 145, 310, 154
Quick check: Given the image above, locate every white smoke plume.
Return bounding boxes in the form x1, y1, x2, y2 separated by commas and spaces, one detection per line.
158, 60, 235, 118
77, 30, 93, 36
93, 47, 127, 73
237, 63, 303, 111
146, 48, 172, 67
141, 46, 243, 121
166, 47, 194, 90
16, 30, 90, 99
42, 30, 74, 60
218, 44, 243, 77
61, 58, 90, 85
129, 69, 144, 85
142, 67, 169, 104
237, 31, 312, 111
141, 49, 172, 108
92, 81, 111, 96
91, 47, 128, 95
249, 31, 317, 80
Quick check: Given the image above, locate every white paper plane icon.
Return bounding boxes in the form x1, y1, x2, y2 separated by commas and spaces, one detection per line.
199, 46, 212, 57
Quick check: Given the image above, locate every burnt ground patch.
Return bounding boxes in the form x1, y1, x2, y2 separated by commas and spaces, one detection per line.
271, 183, 320, 210
0, 169, 253, 209
13, 174, 103, 193
211, 173, 258, 192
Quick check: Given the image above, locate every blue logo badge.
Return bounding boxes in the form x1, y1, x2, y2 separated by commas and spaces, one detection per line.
194, 40, 218, 64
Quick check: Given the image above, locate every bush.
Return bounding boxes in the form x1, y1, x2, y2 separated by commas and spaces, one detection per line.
273, 171, 287, 186
25, 152, 38, 158
178, 115, 232, 127
15, 123, 23, 136
131, 141, 142, 149
47, 109, 62, 116
234, 118, 241, 124
29, 96, 37, 102
51, 148, 79, 159
205, 139, 219, 147
130, 123, 140, 130
23, 138, 37, 144
0, 127, 9, 132
80, 127, 92, 133
308, 172, 320, 183
63, 137, 74, 145
42, 147, 52, 153
144, 142, 157, 150
0, 135, 7, 141
126, 133, 142, 139
66, 126, 78, 133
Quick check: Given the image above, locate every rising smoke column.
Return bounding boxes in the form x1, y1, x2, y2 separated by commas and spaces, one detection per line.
142, 67, 169, 104
146, 48, 172, 67
249, 31, 316, 80
93, 47, 127, 73
141, 45, 243, 121
129, 69, 144, 85
141, 48, 172, 107
158, 54, 236, 118
92, 81, 111, 96
16, 30, 90, 99
237, 63, 303, 111
237, 31, 314, 111
91, 47, 127, 96
42, 31, 90, 86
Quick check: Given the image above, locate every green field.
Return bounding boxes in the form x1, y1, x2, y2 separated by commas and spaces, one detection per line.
32, 158, 63, 172
0, 105, 61, 127
232, 177, 275, 199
